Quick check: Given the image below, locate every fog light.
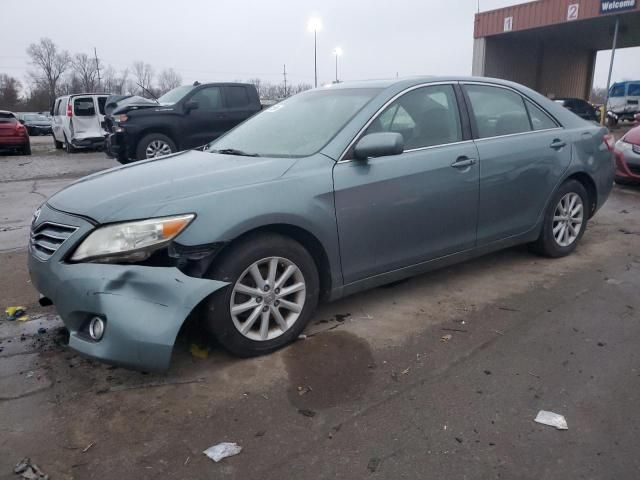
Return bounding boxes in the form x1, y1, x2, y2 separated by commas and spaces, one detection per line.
89, 316, 105, 341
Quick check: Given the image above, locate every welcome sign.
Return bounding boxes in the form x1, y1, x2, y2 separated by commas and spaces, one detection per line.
600, 0, 637, 13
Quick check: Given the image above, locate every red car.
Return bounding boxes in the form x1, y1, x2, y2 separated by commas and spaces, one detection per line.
614, 124, 640, 185
0, 110, 31, 155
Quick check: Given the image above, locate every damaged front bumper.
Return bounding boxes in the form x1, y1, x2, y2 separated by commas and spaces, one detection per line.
28, 204, 227, 371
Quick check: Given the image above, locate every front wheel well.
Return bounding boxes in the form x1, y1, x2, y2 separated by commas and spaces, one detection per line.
565, 172, 597, 218
214, 224, 333, 301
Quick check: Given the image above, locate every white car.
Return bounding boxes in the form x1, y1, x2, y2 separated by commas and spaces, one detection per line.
607, 81, 640, 125
50, 94, 110, 152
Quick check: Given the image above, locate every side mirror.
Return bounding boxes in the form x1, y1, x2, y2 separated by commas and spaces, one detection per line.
353, 132, 404, 161
184, 100, 199, 112
19, 119, 25, 124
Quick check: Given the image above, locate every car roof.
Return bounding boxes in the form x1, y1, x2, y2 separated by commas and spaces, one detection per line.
0, 110, 15, 115
323, 76, 545, 92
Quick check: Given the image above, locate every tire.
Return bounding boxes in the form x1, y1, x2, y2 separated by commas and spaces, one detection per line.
615, 177, 639, 186
22, 142, 31, 156
136, 133, 176, 160
530, 179, 589, 258
53, 136, 63, 149
204, 232, 320, 357
63, 134, 75, 153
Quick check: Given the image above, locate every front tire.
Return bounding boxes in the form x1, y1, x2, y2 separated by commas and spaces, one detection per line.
204, 233, 319, 357
530, 179, 588, 258
136, 133, 176, 160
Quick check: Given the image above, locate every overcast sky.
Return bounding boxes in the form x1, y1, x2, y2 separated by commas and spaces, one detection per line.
0, 0, 637, 89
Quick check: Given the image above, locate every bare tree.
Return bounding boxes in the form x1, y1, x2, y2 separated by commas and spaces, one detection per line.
0, 74, 22, 110
157, 68, 182, 94
132, 61, 154, 97
71, 53, 99, 92
26, 38, 71, 104
102, 67, 130, 95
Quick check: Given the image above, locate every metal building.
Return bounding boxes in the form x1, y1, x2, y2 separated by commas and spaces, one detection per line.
472, 0, 640, 99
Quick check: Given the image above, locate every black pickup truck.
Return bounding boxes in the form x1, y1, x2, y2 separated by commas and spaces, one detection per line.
104, 82, 261, 163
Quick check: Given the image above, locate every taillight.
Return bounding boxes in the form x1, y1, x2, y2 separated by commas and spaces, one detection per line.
67, 103, 73, 117
603, 133, 615, 152
15, 123, 27, 135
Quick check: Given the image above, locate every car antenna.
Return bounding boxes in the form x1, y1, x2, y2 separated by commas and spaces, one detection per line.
136, 82, 158, 102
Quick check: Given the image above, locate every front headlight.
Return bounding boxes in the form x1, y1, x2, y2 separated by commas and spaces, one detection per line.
70, 214, 195, 263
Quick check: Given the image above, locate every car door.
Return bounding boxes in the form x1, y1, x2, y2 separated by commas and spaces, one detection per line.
51, 98, 63, 142
223, 85, 259, 130
462, 83, 571, 245
183, 85, 226, 148
333, 84, 479, 284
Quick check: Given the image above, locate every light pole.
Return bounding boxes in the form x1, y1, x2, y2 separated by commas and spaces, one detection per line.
333, 47, 343, 83
307, 17, 323, 88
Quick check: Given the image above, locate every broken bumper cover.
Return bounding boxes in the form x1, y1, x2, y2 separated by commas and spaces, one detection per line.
28, 205, 227, 371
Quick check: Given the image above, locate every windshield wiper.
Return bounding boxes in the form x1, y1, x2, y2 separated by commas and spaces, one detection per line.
210, 148, 260, 157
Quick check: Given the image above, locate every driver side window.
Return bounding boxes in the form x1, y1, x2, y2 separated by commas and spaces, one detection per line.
189, 87, 223, 110
364, 84, 462, 150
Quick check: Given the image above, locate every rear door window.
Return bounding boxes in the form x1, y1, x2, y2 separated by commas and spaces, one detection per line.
464, 85, 532, 138
628, 83, 640, 96
225, 86, 251, 108
74, 97, 96, 116
525, 100, 558, 130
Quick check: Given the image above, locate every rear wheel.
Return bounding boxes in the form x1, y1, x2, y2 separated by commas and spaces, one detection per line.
53, 136, 63, 149
136, 133, 176, 160
204, 233, 319, 357
22, 142, 31, 156
530, 179, 588, 258
63, 134, 75, 153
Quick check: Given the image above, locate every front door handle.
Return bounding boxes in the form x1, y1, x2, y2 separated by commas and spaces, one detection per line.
451, 156, 477, 169
550, 139, 567, 150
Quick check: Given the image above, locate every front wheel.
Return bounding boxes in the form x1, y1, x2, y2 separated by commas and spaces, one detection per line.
136, 133, 176, 160
204, 233, 319, 357
530, 179, 588, 258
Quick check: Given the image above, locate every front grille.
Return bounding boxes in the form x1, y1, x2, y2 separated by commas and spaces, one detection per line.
30, 222, 78, 261
632, 144, 640, 155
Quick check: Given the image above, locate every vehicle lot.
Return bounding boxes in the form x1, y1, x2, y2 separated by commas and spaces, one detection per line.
1, 133, 640, 478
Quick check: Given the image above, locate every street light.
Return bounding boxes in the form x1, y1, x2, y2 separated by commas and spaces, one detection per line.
307, 17, 323, 88
333, 47, 343, 83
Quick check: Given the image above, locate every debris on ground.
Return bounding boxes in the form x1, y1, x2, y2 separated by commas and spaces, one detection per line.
82, 442, 94, 453
5, 306, 28, 322
14, 457, 48, 479
37, 327, 47, 335
298, 334, 307, 340
605, 278, 622, 286
297, 385, 312, 396
441, 327, 468, 333
190, 344, 209, 359
440, 334, 453, 342
298, 408, 316, 418
534, 410, 568, 430
203, 442, 242, 462
367, 457, 381, 473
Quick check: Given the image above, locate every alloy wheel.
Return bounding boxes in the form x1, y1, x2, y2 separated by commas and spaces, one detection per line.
552, 192, 584, 247
230, 256, 306, 341
145, 140, 173, 158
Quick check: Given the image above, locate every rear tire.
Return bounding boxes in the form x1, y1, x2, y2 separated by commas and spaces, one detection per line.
530, 179, 589, 258
63, 134, 75, 153
204, 232, 319, 357
136, 133, 176, 160
53, 136, 63, 149
22, 142, 31, 156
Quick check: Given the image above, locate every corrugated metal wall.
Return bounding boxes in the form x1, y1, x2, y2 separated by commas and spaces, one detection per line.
483, 37, 541, 89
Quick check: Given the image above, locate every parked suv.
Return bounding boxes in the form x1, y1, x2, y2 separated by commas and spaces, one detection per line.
50, 94, 110, 152
104, 82, 261, 163
607, 81, 640, 125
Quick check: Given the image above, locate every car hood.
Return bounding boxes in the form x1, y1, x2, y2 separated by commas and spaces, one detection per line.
47, 150, 298, 223
624, 125, 640, 145
105, 95, 159, 115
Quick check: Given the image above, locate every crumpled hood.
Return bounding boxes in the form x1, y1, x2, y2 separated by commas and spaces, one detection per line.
105, 95, 159, 115
48, 150, 297, 223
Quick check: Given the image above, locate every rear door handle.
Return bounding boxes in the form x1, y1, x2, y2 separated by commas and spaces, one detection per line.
550, 139, 567, 150
451, 156, 477, 169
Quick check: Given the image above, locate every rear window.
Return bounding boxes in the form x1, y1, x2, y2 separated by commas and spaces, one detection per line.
74, 97, 96, 116
226, 86, 251, 108
0, 112, 17, 123
97, 97, 107, 115
628, 83, 640, 96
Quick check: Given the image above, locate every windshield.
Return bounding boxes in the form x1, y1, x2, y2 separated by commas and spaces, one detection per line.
157, 85, 194, 105
24, 114, 49, 121
207, 88, 382, 157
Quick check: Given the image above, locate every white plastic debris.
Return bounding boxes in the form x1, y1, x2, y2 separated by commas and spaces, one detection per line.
534, 410, 568, 430
203, 442, 242, 462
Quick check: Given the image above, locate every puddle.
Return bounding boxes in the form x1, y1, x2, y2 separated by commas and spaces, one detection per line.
284, 330, 374, 410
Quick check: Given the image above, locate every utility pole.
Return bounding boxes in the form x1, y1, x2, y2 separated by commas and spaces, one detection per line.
314, 29, 318, 88
283, 64, 287, 98
94, 47, 102, 92
602, 16, 620, 125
